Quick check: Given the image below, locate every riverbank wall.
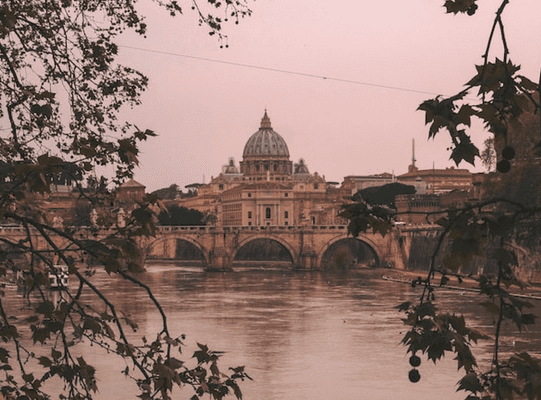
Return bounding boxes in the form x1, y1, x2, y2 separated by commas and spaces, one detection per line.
402, 231, 541, 284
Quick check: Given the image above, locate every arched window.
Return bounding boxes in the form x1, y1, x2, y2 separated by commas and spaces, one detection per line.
266, 207, 271, 219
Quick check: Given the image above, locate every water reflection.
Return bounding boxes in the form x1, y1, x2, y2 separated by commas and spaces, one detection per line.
6, 265, 541, 400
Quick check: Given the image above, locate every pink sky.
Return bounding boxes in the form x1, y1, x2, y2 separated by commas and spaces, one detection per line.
116, 0, 541, 192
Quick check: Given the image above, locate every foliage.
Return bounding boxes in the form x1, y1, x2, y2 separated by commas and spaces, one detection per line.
352, 182, 416, 208
152, 184, 181, 201
0, 0, 252, 399
340, 181, 414, 238
158, 205, 205, 226
481, 137, 496, 172
418, 1, 540, 169
342, 1, 541, 399
339, 200, 394, 238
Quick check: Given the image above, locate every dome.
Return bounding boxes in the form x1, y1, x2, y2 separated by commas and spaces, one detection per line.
242, 111, 290, 158
294, 159, 310, 175
223, 158, 240, 175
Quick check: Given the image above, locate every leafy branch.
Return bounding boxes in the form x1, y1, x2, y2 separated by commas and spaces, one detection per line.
0, 1, 253, 399
419, 0, 540, 169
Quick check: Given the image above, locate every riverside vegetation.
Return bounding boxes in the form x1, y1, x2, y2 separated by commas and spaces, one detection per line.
0, 1, 252, 399
341, 1, 541, 399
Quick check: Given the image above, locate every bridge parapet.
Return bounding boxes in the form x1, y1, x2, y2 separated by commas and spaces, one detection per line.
1, 224, 441, 271
0, 225, 27, 234
156, 225, 350, 233
158, 225, 212, 233
398, 224, 442, 231
151, 224, 402, 270
397, 224, 443, 237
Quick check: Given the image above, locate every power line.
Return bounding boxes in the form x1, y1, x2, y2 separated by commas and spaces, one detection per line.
118, 44, 444, 97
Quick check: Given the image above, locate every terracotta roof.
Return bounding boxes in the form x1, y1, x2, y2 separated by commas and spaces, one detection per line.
120, 179, 145, 188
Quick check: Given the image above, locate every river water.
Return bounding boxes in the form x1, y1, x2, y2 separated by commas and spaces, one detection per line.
5, 264, 541, 400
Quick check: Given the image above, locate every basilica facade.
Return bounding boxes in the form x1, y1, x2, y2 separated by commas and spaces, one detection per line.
179, 111, 348, 226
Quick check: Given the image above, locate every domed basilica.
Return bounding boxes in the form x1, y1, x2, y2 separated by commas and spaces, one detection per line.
180, 111, 347, 226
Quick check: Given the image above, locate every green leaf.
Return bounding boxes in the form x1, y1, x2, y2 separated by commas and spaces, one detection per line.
479, 301, 500, 316
36, 301, 55, 317
35, 91, 56, 100
521, 313, 536, 326
517, 75, 539, 91
38, 356, 52, 368
427, 334, 453, 362
80, 146, 97, 157
83, 317, 102, 335
396, 301, 412, 312
450, 132, 479, 166
51, 348, 62, 360
37, 154, 62, 166
458, 372, 484, 394
456, 104, 475, 127
210, 361, 220, 376
31, 326, 50, 344
371, 219, 392, 237
165, 357, 184, 370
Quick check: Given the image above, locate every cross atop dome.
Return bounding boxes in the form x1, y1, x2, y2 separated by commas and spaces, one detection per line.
260, 109, 272, 129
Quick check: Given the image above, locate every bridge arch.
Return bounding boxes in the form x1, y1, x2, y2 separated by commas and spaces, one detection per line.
145, 235, 209, 265
317, 234, 381, 269
233, 234, 298, 266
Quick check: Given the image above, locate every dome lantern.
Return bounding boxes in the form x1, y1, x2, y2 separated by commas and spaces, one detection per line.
260, 110, 272, 129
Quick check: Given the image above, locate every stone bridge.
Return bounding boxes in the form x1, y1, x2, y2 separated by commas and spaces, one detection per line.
141, 225, 436, 270
0, 224, 442, 271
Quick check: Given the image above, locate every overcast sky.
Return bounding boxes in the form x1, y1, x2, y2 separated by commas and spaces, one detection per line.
116, 0, 541, 192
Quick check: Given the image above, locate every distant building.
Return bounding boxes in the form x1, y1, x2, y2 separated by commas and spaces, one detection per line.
179, 111, 349, 226
115, 179, 146, 204
395, 193, 441, 224
341, 173, 396, 196
397, 164, 472, 194
395, 189, 476, 224
393, 141, 477, 223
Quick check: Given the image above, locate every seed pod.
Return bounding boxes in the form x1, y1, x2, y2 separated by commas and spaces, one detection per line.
409, 368, 421, 383
409, 355, 421, 367
496, 160, 511, 173
502, 146, 515, 160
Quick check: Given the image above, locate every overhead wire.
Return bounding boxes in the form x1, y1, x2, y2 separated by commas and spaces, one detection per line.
118, 44, 446, 97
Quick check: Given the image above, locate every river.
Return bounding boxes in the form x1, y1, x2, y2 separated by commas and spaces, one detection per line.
5, 264, 541, 399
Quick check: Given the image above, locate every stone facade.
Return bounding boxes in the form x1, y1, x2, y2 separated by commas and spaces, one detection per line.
179, 111, 349, 226
397, 165, 472, 194
116, 179, 146, 204
341, 173, 396, 196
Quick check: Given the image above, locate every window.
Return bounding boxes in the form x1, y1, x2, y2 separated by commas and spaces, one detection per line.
248, 211, 252, 219
284, 192, 289, 197
314, 183, 319, 189
266, 207, 271, 219
247, 192, 252, 198
284, 211, 289, 219
219, 184, 224, 190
